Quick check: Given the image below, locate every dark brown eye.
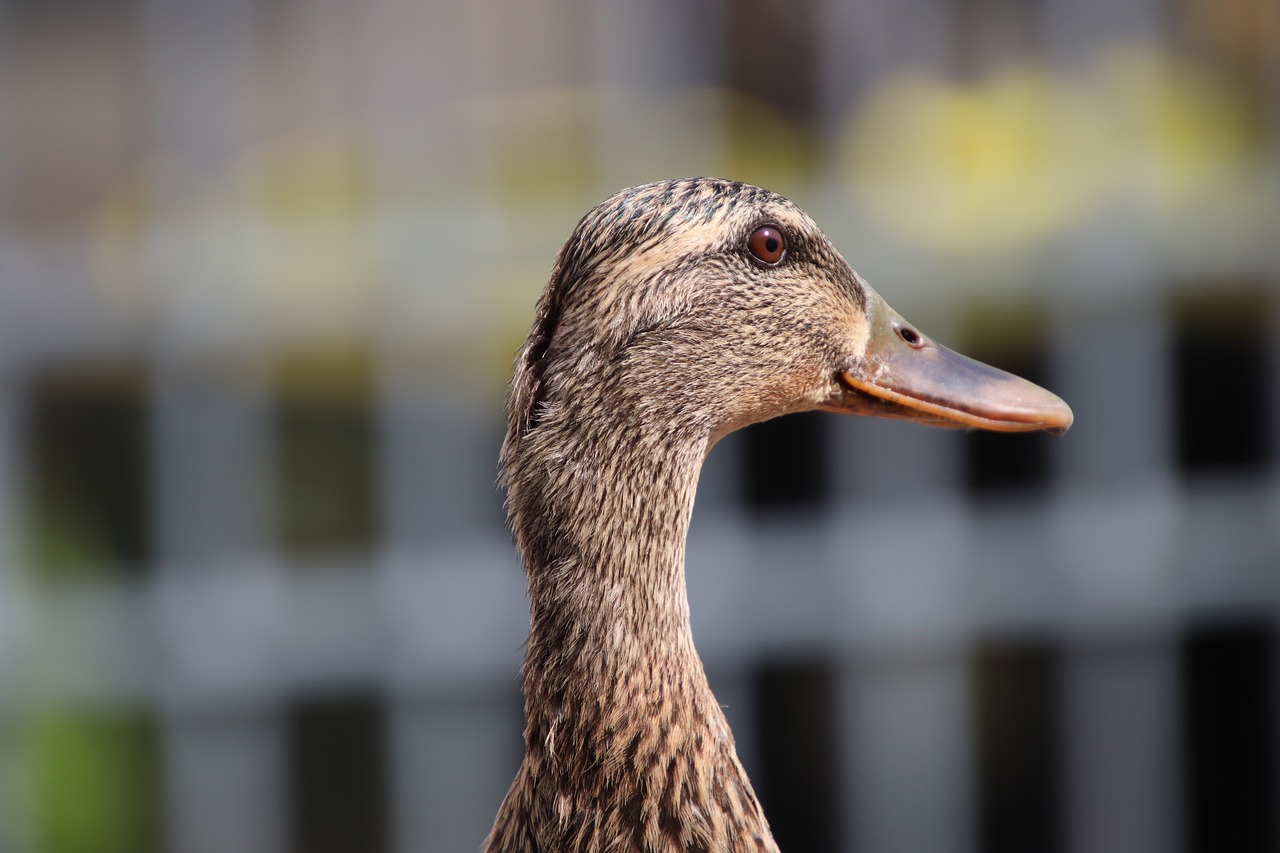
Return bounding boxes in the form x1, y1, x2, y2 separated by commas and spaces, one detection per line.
747, 225, 786, 266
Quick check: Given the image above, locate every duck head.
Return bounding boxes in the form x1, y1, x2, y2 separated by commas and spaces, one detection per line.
506, 178, 1071, 455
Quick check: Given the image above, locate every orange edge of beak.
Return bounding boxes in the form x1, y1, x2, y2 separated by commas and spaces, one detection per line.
836, 369, 1073, 436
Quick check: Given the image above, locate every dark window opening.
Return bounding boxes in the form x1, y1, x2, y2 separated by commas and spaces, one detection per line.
1173, 289, 1272, 474
973, 640, 1063, 853
1180, 620, 1278, 853
288, 694, 389, 853
752, 659, 841, 853
962, 350, 1055, 496
26, 366, 151, 578
741, 412, 830, 513
274, 351, 378, 555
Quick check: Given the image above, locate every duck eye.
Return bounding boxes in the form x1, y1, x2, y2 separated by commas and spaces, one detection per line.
747, 225, 786, 266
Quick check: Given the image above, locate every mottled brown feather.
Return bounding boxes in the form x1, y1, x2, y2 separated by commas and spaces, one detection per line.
487, 179, 873, 853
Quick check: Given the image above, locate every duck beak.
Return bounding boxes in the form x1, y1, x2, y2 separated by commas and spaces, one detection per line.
821, 293, 1074, 435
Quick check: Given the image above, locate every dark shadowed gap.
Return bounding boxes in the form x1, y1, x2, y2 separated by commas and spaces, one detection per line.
962, 348, 1055, 496
1180, 620, 1278, 853
274, 350, 379, 556
751, 659, 841, 852
26, 365, 152, 578
1172, 288, 1273, 475
741, 411, 830, 513
973, 640, 1063, 853
288, 694, 389, 853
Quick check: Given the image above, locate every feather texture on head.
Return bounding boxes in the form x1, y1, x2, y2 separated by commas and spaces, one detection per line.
486, 178, 1071, 853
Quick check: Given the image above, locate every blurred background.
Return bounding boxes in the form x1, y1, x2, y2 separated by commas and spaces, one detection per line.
0, 0, 1277, 852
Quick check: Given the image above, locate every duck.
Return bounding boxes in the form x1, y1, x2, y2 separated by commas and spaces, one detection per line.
484, 178, 1072, 853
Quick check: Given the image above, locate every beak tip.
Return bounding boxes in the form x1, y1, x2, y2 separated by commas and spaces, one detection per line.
1010, 395, 1072, 437
1039, 397, 1074, 437
1043, 417, 1071, 438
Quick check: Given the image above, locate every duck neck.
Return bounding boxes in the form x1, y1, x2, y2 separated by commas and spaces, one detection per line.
507, 414, 731, 766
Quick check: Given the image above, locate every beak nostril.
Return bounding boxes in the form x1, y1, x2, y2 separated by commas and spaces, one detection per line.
897, 325, 924, 348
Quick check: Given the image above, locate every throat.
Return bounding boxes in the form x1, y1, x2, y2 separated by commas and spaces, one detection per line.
494, 404, 777, 850
507, 420, 728, 766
